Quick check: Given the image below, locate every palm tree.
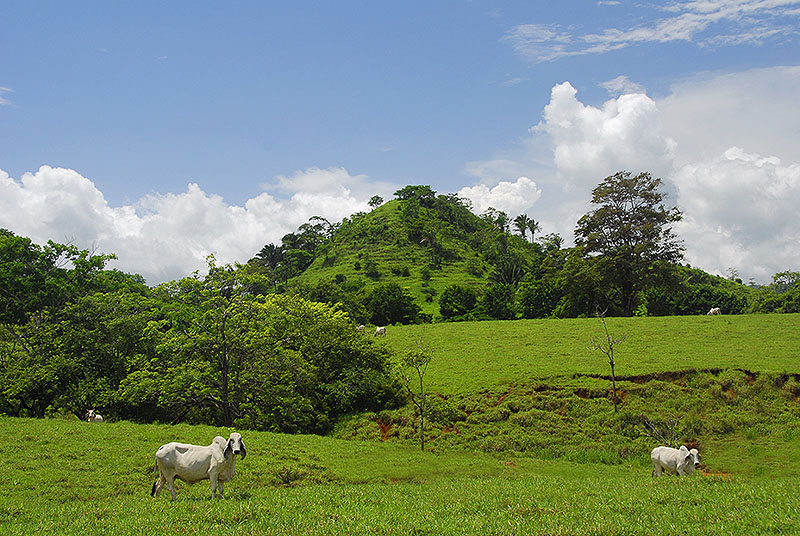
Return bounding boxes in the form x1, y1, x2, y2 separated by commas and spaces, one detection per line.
527, 218, 541, 243
514, 214, 531, 240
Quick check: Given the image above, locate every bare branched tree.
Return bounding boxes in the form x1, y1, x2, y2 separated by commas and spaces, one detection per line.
589, 309, 626, 412
638, 417, 682, 448
402, 338, 433, 451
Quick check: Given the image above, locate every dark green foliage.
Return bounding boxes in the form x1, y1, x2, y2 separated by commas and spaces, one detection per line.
746, 271, 800, 313
642, 265, 748, 316
488, 254, 528, 287
114, 264, 401, 433
289, 277, 369, 324
481, 283, 516, 320
0, 230, 116, 417
0, 234, 400, 431
517, 280, 557, 318
393, 185, 436, 206
439, 284, 479, 320
575, 171, 684, 316
364, 283, 423, 326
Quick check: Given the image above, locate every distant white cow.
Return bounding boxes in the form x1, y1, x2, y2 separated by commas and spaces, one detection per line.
374, 326, 386, 337
651, 445, 701, 477
707, 307, 722, 315
86, 409, 103, 423
357, 325, 365, 332
151, 432, 246, 500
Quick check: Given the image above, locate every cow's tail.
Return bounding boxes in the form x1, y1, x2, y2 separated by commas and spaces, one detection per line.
150, 458, 159, 497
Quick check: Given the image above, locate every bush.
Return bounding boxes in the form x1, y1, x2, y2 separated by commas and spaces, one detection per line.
481, 283, 517, 320
364, 283, 422, 325
439, 284, 479, 319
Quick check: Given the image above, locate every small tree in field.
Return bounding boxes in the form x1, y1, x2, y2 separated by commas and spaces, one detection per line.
402, 339, 433, 451
589, 309, 625, 412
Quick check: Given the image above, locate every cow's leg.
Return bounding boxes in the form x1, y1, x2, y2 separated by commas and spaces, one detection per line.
166, 475, 177, 501
218, 481, 225, 499
652, 463, 662, 477
210, 473, 219, 499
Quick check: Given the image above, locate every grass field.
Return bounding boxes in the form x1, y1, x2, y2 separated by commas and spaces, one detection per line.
2, 418, 798, 535
382, 314, 800, 394
2, 314, 799, 534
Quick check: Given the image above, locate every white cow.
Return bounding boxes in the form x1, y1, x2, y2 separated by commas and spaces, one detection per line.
374, 326, 386, 337
151, 432, 246, 500
707, 307, 722, 315
357, 325, 365, 332
86, 409, 103, 423
651, 445, 701, 477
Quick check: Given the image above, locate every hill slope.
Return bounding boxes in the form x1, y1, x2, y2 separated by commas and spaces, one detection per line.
260, 189, 766, 321
294, 196, 530, 317
334, 314, 800, 469
382, 314, 800, 394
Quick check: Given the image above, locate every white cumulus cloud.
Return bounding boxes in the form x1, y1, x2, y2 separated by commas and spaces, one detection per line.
535, 81, 676, 191
672, 148, 800, 282
0, 165, 384, 284
466, 67, 800, 282
458, 176, 542, 216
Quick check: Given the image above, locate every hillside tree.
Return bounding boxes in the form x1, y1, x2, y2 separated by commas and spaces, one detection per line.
402, 339, 433, 451
589, 309, 625, 413
514, 214, 531, 240
575, 171, 684, 316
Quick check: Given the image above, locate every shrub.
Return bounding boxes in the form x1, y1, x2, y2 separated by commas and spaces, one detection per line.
439, 284, 479, 319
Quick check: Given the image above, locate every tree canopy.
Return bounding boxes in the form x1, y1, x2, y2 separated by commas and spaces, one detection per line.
575, 171, 684, 316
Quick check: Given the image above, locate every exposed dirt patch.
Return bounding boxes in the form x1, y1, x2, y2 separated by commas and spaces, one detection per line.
495, 386, 514, 406
378, 421, 393, 441
701, 469, 732, 478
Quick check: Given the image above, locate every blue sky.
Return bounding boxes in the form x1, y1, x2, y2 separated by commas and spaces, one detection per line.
2, 1, 799, 284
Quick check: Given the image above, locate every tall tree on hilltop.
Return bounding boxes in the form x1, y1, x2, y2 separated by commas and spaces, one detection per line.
527, 218, 541, 243
514, 214, 531, 240
575, 171, 684, 316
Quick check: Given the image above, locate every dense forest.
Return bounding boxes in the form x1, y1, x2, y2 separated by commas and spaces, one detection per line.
1, 171, 798, 428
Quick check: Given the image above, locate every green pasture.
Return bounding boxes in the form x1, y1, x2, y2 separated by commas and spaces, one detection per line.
382, 314, 800, 395
3, 315, 799, 534
2, 417, 798, 535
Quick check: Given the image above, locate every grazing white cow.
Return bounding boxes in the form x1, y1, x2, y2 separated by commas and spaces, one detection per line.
374, 326, 386, 337
651, 445, 701, 477
707, 307, 722, 315
357, 325, 365, 332
86, 409, 103, 423
151, 432, 246, 501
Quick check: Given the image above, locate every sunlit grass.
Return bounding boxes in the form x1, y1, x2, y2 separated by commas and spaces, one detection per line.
384, 314, 800, 394
2, 417, 799, 535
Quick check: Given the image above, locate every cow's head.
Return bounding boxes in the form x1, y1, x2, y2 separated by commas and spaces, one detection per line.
224, 432, 246, 460
679, 445, 701, 473
689, 448, 701, 469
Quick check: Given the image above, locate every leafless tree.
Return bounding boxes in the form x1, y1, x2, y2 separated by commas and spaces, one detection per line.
402, 338, 433, 451
638, 417, 682, 448
589, 309, 625, 412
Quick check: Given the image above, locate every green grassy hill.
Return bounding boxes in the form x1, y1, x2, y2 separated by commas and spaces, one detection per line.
331, 314, 800, 473
382, 314, 800, 394
293, 198, 526, 317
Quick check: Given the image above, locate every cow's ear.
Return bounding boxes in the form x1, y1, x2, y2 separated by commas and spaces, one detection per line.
239, 439, 246, 459
224, 439, 233, 459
